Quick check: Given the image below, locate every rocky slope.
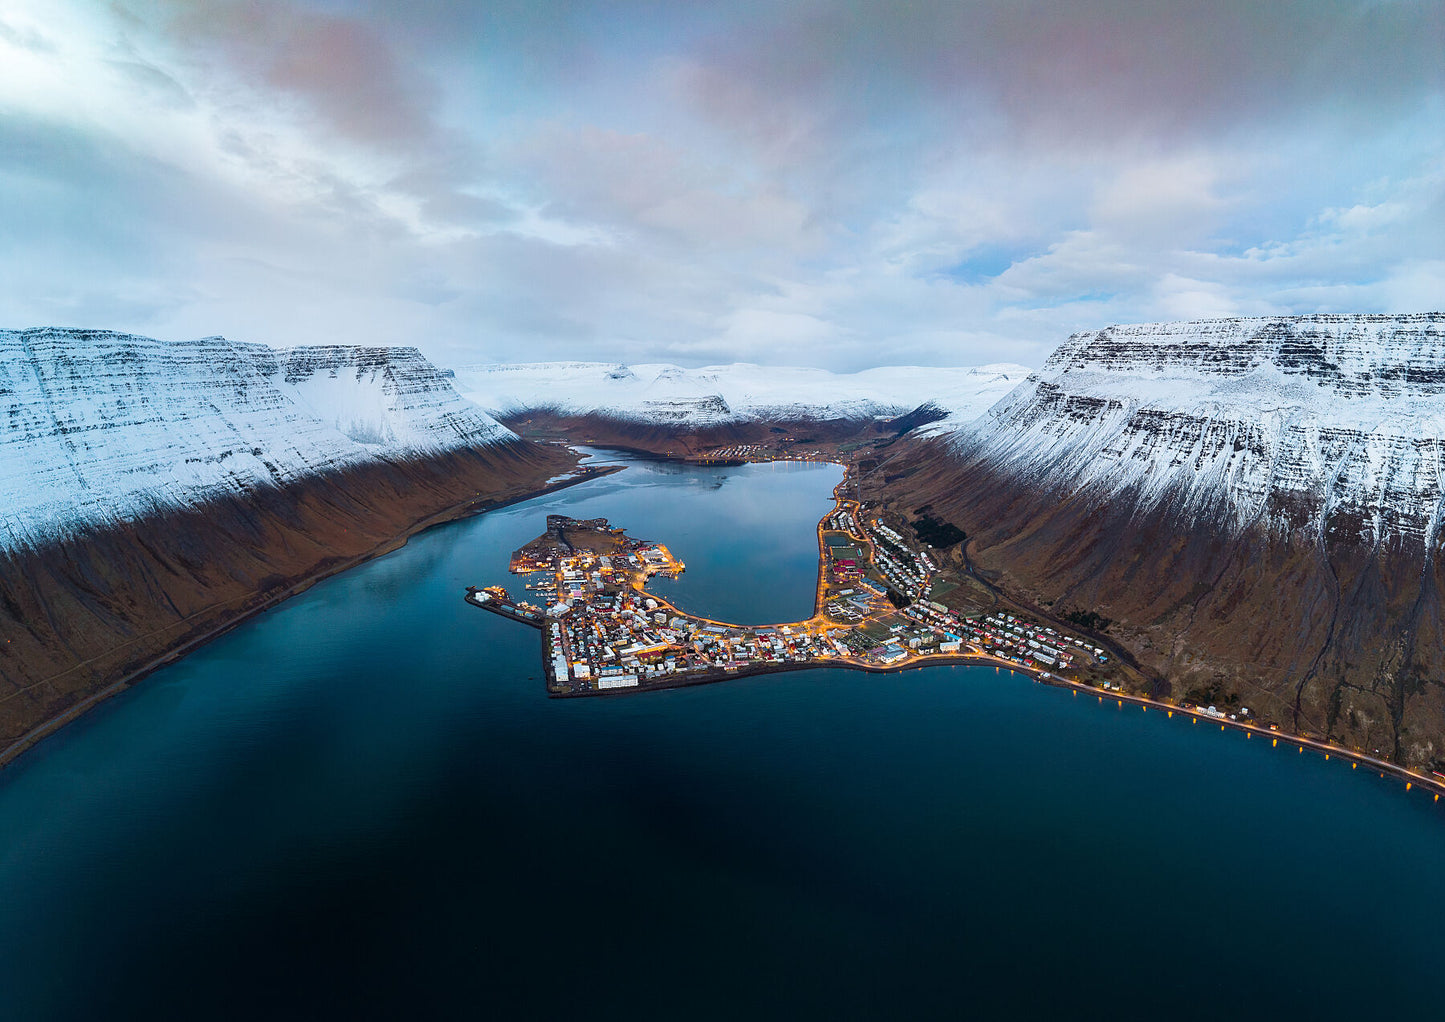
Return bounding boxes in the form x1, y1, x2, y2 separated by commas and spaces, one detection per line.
879, 314, 1445, 768
2, 329, 516, 550
0, 330, 572, 760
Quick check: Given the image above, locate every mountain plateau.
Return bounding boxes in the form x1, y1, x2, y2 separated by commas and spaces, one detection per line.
0, 330, 575, 763
872, 314, 1445, 769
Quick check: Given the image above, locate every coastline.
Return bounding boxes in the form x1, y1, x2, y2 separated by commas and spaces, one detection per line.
556, 647, 1445, 803
19, 434, 1439, 807
0, 461, 624, 772
478, 450, 1445, 807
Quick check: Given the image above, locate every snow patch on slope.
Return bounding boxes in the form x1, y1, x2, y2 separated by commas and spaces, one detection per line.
0, 329, 513, 551
949, 314, 1445, 546
453, 361, 1031, 428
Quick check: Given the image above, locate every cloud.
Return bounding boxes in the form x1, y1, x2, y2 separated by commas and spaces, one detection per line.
0, 0, 1439, 371
1091, 155, 1237, 246
120, 1, 439, 148
1152, 274, 1240, 321
0, 13, 56, 53
503, 123, 822, 260
105, 59, 194, 109
676, 0, 1445, 151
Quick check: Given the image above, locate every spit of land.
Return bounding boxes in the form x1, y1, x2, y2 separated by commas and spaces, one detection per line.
468, 481, 1113, 695
467, 450, 1445, 803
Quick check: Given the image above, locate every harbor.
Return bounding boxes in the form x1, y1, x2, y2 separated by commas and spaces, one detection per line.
465, 460, 1445, 803
466, 482, 1115, 698
465, 586, 544, 628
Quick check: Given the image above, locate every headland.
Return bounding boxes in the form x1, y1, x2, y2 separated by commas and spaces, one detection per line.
473, 480, 1129, 694
470, 448, 1445, 804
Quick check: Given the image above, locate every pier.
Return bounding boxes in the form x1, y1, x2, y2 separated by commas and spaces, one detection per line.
465, 586, 544, 628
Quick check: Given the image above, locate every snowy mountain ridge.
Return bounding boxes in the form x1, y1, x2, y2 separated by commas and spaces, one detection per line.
947, 313, 1445, 546
0, 329, 513, 551
452, 360, 1032, 429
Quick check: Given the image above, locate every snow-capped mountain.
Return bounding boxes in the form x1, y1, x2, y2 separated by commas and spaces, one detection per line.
452, 361, 1031, 428
888, 313, 1445, 765
949, 314, 1445, 548
0, 329, 513, 550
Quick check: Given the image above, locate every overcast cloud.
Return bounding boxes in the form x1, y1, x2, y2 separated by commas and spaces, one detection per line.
0, 0, 1440, 369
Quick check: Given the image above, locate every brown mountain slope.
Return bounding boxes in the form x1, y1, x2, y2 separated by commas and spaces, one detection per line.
871, 436, 1445, 770
500, 409, 921, 457
0, 439, 574, 763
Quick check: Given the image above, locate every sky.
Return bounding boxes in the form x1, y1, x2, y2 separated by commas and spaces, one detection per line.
0, 1, 1441, 370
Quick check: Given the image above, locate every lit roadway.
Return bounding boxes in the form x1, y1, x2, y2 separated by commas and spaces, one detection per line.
606, 472, 1072, 676
531, 459, 1445, 805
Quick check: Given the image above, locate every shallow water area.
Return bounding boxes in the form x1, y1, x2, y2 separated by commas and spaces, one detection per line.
0, 450, 1441, 1020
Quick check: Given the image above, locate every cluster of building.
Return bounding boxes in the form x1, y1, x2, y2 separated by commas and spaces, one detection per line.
836, 595, 970, 665
831, 594, 1109, 677
699, 444, 767, 460
693, 443, 835, 464
859, 520, 935, 602
479, 507, 1120, 697
823, 507, 936, 603
835, 515, 1108, 675
964, 613, 1110, 672
546, 583, 845, 691
824, 507, 859, 533
824, 585, 879, 622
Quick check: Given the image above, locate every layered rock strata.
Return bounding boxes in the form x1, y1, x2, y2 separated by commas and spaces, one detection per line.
0, 330, 572, 759
879, 314, 1445, 768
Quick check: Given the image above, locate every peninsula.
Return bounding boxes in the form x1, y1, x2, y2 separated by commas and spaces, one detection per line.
469, 480, 1116, 694
468, 456, 1445, 804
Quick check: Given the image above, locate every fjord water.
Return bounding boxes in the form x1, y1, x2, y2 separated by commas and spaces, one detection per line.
1, 453, 1441, 1020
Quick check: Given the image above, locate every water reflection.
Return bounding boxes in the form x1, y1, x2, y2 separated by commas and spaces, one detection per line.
0, 449, 1441, 1020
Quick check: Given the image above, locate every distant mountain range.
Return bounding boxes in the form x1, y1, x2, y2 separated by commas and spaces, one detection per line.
452, 360, 1031, 434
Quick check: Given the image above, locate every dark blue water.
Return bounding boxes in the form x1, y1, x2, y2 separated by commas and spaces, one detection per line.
1, 453, 1441, 1020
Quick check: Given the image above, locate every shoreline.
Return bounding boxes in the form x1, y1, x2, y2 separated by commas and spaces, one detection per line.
481, 450, 1445, 807
0, 461, 624, 772
556, 646, 1445, 803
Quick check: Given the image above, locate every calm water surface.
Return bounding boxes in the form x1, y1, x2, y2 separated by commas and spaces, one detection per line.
1, 452, 1441, 1020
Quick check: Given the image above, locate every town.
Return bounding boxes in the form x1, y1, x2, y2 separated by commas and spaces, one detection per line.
467, 485, 1115, 695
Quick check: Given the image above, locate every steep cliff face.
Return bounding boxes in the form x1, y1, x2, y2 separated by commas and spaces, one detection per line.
0, 330, 571, 761
951, 315, 1445, 545
883, 314, 1445, 768
1, 329, 514, 550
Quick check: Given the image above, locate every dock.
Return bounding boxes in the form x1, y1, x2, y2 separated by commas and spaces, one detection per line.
465, 586, 544, 629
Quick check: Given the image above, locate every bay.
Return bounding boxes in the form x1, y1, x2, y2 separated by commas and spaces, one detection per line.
0, 451, 1440, 1020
